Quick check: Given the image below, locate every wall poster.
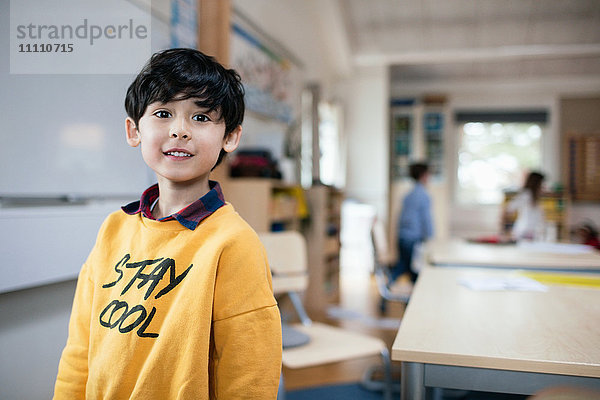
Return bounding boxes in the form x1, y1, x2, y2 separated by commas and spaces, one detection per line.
230, 13, 302, 124
424, 111, 444, 177
170, 0, 197, 49
391, 113, 412, 180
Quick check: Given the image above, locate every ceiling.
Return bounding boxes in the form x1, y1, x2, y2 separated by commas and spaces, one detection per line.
335, 0, 600, 83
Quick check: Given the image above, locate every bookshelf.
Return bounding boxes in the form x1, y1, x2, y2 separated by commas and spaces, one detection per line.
220, 177, 344, 314
304, 185, 343, 313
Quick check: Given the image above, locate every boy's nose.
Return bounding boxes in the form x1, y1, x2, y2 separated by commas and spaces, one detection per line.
170, 131, 189, 139
169, 118, 191, 139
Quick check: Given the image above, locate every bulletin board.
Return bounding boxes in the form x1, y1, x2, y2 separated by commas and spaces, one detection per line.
230, 13, 303, 125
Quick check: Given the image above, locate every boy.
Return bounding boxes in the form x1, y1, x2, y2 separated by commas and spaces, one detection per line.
53, 48, 282, 399
393, 162, 433, 283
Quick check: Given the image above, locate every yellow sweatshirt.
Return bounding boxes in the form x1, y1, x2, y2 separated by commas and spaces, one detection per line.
53, 204, 282, 399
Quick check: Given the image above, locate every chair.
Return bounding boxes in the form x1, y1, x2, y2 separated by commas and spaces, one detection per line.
371, 218, 411, 306
259, 230, 394, 400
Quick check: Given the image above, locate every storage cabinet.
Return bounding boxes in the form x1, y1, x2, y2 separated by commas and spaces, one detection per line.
219, 178, 304, 232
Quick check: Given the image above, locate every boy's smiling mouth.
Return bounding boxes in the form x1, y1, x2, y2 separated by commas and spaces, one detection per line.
164, 149, 194, 158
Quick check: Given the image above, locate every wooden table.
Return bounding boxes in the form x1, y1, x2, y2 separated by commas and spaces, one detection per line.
426, 239, 600, 272
392, 266, 600, 399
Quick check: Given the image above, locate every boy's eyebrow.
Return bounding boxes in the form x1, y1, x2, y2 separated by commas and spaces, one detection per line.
193, 101, 221, 115
147, 100, 172, 107
193, 99, 216, 108
147, 99, 217, 111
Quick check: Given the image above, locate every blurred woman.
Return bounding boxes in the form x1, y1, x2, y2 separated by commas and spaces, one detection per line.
505, 171, 545, 240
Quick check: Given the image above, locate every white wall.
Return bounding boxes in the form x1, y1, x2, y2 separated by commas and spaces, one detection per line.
333, 65, 390, 221
0, 281, 76, 399
233, 0, 336, 87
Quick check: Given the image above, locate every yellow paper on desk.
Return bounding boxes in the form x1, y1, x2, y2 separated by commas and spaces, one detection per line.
520, 271, 600, 288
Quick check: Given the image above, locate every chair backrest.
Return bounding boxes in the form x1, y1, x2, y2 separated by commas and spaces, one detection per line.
259, 231, 309, 295
371, 217, 394, 266
371, 218, 410, 303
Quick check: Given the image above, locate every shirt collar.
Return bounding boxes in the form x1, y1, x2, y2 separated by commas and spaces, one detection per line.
122, 181, 225, 230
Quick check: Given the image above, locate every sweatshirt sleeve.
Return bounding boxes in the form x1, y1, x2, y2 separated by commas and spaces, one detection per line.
210, 229, 282, 399
53, 262, 94, 400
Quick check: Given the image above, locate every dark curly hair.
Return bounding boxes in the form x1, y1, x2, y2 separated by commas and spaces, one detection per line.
125, 48, 245, 167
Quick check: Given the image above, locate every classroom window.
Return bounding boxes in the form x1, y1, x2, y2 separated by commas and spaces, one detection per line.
300, 88, 314, 188
456, 121, 544, 205
318, 101, 344, 188
300, 88, 344, 188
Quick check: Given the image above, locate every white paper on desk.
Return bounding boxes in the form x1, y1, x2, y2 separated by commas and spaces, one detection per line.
516, 241, 594, 254
458, 276, 548, 292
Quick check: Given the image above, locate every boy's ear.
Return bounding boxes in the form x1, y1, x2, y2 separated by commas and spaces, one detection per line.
222, 125, 242, 153
125, 117, 141, 147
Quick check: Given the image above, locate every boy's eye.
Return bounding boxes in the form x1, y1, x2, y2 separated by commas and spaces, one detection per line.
153, 110, 171, 118
192, 114, 210, 122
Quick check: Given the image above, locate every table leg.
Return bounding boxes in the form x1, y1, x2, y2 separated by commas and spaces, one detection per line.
401, 362, 426, 400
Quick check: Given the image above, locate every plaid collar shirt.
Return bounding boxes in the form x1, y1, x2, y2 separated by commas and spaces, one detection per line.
121, 181, 226, 230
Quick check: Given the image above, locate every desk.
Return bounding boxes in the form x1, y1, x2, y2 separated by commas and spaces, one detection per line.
427, 239, 600, 272
392, 266, 600, 399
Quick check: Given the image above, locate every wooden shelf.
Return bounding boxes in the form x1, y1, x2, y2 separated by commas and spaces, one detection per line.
325, 237, 340, 258
222, 179, 343, 312
567, 133, 600, 202
304, 185, 343, 313
220, 178, 304, 232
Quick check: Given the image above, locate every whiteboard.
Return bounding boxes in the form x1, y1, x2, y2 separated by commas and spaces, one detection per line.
0, 203, 117, 293
0, 1, 171, 293
0, 0, 170, 197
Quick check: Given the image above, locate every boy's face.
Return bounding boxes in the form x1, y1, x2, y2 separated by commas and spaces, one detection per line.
125, 97, 241, 188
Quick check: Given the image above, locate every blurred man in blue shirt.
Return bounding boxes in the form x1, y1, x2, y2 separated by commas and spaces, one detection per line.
393, 162, 433, 283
